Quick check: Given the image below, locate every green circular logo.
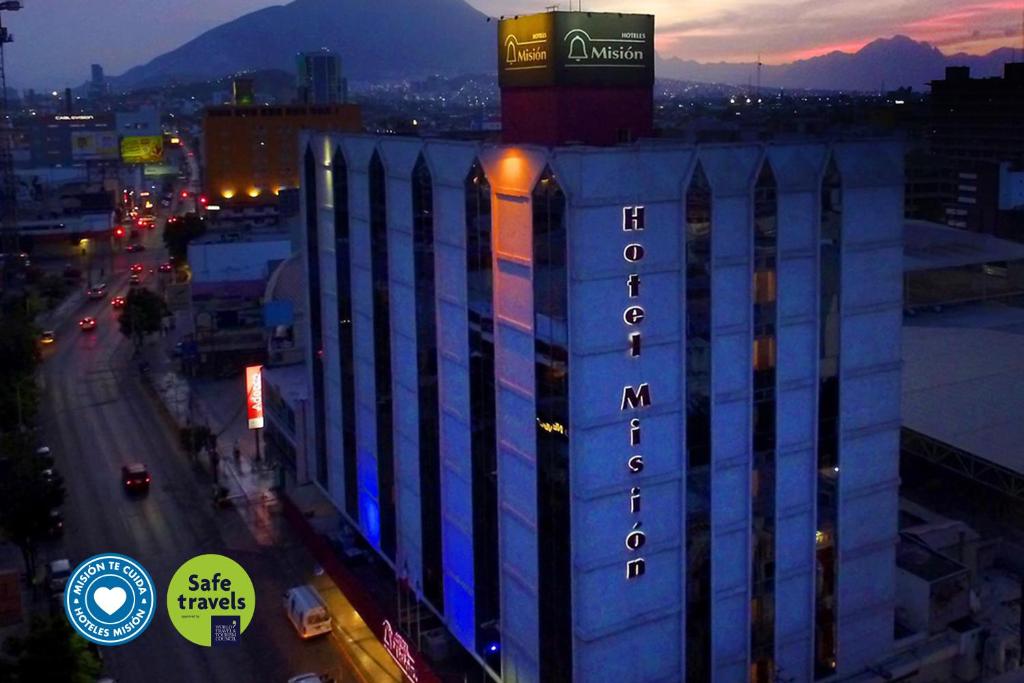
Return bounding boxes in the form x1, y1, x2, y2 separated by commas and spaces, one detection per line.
166, 554, 255, 646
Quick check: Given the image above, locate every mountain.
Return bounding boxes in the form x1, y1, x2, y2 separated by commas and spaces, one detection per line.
115, 1, 1016, 95
656, 36, 1017, 92
113, 0, 493, 88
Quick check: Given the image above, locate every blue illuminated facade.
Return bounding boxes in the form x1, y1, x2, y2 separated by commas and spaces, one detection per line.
301, 135, 904, 683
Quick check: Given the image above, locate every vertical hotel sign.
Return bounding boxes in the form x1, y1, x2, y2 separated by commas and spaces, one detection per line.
246, 365, 264, 430
621, 205, 650, 581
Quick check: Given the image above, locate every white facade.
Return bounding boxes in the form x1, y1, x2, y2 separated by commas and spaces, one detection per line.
300, 133, 904, 683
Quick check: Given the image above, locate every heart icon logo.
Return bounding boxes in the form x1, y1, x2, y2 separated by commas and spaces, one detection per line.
92, 586, 128, 616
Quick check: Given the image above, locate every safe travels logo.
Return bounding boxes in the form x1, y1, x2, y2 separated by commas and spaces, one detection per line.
166, 554, 256, 646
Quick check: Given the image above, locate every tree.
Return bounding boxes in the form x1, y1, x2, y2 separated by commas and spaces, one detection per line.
0, 313, 41, 432
179, 424, 212, 460
118, 287, 167, 353
0, 434, 66, 586
162, 212, 206, 263
1, 617, 102, 683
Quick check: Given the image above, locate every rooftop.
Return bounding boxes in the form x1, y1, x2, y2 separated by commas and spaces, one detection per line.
903, 219, 1024, 272
902, 301, 1024, 475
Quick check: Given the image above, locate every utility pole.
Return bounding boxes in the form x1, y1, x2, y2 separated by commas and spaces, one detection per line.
0, 2, 23, 263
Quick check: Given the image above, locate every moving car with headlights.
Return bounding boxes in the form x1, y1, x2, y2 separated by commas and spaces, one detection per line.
121, 463, 151, 493
126, 243, 145, 253
79, 316, 97, 331
158, 262, 173, 273
86, 283, 107, 299
128, 273, 141, 286
39, 330, 55, 345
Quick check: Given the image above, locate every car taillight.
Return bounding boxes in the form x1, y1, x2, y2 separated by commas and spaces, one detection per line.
145, 476, 151, 482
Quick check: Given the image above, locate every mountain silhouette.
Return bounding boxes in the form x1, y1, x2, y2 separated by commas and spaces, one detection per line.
656, 36, 1016, 91
114, 0, 493, 87
114, 1, 1016, 94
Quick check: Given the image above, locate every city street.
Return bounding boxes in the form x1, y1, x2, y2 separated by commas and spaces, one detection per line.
32, 219, 352, 682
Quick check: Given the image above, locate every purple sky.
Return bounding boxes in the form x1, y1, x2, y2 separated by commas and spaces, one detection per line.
3, 0, 1018, 88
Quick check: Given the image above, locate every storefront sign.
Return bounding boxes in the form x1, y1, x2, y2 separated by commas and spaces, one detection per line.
245, 365, 264, 430
621, 205, 650, 581
383, 619, 419, 682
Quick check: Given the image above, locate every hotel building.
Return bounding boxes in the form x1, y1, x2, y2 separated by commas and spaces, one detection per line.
298, 11, 904, 683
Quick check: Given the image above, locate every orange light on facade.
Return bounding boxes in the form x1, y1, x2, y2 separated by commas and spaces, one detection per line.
221, 189, 236, 199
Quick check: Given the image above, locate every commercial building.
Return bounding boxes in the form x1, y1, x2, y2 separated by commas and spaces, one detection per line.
925, 64, 1024, 240
201, 103, 362, 206
187, 230, 293, 371
296, 10, 903, 683
297, 49, 347, 105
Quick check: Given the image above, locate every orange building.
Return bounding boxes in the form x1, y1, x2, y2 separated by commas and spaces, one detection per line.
202, 104, 362, 203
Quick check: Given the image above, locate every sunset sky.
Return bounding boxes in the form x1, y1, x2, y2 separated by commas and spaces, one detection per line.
2, 0, 1019, 87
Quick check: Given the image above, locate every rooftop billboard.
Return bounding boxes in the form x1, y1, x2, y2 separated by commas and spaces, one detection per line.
498, 12, 654, 88
120, 135, 164, 165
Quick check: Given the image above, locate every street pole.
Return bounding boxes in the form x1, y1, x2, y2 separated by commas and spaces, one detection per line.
254, 426, 261, 462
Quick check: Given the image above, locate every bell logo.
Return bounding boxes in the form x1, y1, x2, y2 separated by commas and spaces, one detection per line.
506, 35, 518, 65
566, 29, 589, 61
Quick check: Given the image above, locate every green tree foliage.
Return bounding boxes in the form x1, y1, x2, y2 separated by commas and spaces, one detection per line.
1, 617, 102, 683
162, 212, 206, 263
0, 310, 41, 432
0, 434, 66, 584
118, 287, 167, 352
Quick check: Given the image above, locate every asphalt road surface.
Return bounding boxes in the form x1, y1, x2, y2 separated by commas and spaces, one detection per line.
34, 215, 351, 682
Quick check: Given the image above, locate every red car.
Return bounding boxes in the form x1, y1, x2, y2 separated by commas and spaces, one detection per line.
121, 463, 151, 493
111, 296, 126, 309
130, 263, 144, 274
78, 316, 97, 331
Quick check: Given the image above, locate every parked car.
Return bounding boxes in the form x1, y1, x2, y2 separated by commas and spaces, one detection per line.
47, 508, 63, 537
47, 558, 71, 594
36, 446, 55, 469
283, 586, 332, 639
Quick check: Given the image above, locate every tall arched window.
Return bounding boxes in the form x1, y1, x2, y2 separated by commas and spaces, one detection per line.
333, 148, 358, 520
304, 146, 327, 487
533, 167, 571, 683
412, 155, 443, 611
685, 162, 713, 683
369, 151, 396, 559
751, 161, 778, 683
815, 157, 842, 678
466, 161, 501, 668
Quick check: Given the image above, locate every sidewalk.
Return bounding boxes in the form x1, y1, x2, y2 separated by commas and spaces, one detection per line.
142, 342, 402, 683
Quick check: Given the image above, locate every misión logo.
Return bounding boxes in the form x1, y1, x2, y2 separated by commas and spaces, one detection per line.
504, 34, 548, 66
563, 28, 647, 65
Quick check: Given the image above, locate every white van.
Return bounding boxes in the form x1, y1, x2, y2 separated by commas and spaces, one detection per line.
283, 585, 332, 639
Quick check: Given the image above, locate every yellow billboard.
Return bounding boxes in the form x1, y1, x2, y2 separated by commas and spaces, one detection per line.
120, 135, 164, 164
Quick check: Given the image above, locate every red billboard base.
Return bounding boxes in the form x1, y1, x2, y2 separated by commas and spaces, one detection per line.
501, 85, 654, 147
280, 493, 442, 683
